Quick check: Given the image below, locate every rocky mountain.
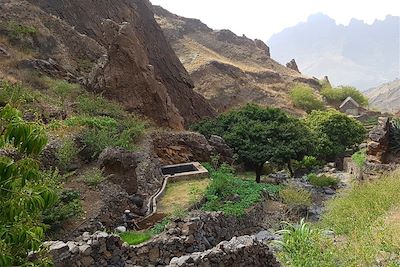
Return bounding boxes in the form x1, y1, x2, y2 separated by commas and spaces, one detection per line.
268, 14, 400, 90
153, 6, 321, 115
0, 0, 215, 129
365, 79, 400, 113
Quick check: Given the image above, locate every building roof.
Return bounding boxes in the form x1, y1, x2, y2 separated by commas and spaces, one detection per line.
339, 96, 360, 109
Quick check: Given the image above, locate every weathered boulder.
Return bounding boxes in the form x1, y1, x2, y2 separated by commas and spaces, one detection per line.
98, 148, 139, 195
367, 117, 390, 163
0, 44, 9, 57
151, 131, 234, 165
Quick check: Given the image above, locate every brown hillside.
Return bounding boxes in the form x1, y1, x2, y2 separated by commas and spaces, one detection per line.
153, 6, 322, 115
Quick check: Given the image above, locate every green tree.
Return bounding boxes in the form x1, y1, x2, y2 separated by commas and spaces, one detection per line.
0, 104, 57, 266
193, 104, 315, 182
289, 84, 325, 113
321, 85, 368, 107
305, 109, 366, 160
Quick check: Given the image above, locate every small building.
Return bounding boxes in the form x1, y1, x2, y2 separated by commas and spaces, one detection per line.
339, 96, 361, 116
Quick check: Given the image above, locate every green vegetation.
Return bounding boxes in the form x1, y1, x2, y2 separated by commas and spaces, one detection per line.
0, 80, 40, 107
307, 173, 339, 188
56, 137, 79, 171
279, 186, 312, 213
276, 219, 335, 267
78, 168, 105, 186
305, 109, 366, 160
289, 84, 325, 113
321, 85, 368, 107
279, 171, 400, 266
77, 93, 125, 119
201, 164, 281, 216
43, 188, 82, 228
193, 104, 315, 182
351, 149, 367, 168
292, 155, 321, 175
159, 179, 209, 215
6, 21, 37, 41
390, 118, 400, 154
0, 105, 57, 266
119, 231, 152, 245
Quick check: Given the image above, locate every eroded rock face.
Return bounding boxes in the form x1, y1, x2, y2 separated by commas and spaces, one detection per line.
286, 59, 300, 73
367, 117, 390, 163
10, 0, 214, 129
151, 131, 234, 165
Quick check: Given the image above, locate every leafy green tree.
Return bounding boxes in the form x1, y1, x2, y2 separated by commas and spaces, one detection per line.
305, 109, 366, 160
193, 104, 315, 182
289, 84, 325, 113
321, 85, 368, 107
0, 104, 57, 266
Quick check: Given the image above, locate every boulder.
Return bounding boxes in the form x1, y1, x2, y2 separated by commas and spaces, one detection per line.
152, 131, 234, 165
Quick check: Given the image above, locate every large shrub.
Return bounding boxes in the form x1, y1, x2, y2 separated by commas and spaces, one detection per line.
321, 85, 368, 107
193, 104, 315, 182
0, 105, 57, 266
305, 109, 366, 160
289, 84, 325, 113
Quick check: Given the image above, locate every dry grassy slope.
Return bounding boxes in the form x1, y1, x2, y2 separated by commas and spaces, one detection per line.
154, 6, 322, 115
364, 79, 400, 113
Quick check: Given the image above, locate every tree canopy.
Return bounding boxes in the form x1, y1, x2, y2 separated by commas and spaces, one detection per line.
193, 104, 315, 182
321, 85, 368, 107
305, 109, 366, 160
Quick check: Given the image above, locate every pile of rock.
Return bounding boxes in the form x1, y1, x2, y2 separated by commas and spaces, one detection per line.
168, 235, 280, 267
367, 117, 390, 163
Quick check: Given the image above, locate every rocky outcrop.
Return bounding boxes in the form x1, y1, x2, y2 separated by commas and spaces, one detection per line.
367, 117, 390, 163
151, 131, 234, 165
286, 59, 300, 73
168, 235, 279, 267
2, 0, 215, 129
254, 39, 271, 57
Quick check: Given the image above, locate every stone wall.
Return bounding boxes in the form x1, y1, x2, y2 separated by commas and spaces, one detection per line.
46, 201, 273, 266
367, 117, 390, 163
168, 235, 280, 267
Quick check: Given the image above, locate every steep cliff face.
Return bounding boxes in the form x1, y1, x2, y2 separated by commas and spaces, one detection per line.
365, 79, 400, 113
154, 6, 321, 115
2, 0, 215, 128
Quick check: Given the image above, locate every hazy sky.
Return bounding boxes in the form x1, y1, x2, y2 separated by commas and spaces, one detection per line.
150, 0, 400, 40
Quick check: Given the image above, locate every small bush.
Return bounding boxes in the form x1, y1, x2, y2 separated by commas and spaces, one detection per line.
307, 173, 339, 188
56, 138, 79, 171
150, 218, 170, 235
78, 168, 105, 186
6, 21, 37, 40
289, 84, 325, 113
119, 231, 152, 245
351, 149, 367, 168
65, 116, 118, 129
279, 185, 312, 212
77, 59, 94, 73
43, 189, 82, 227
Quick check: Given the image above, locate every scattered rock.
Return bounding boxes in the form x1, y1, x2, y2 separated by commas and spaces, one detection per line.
115, 226, 127, 233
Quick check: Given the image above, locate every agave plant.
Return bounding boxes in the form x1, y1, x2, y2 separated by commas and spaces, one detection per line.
390, 118, 400, 154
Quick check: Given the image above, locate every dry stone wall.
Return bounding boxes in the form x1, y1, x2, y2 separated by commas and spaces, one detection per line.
168, 235, 279, 267
46, 201, 275, 266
